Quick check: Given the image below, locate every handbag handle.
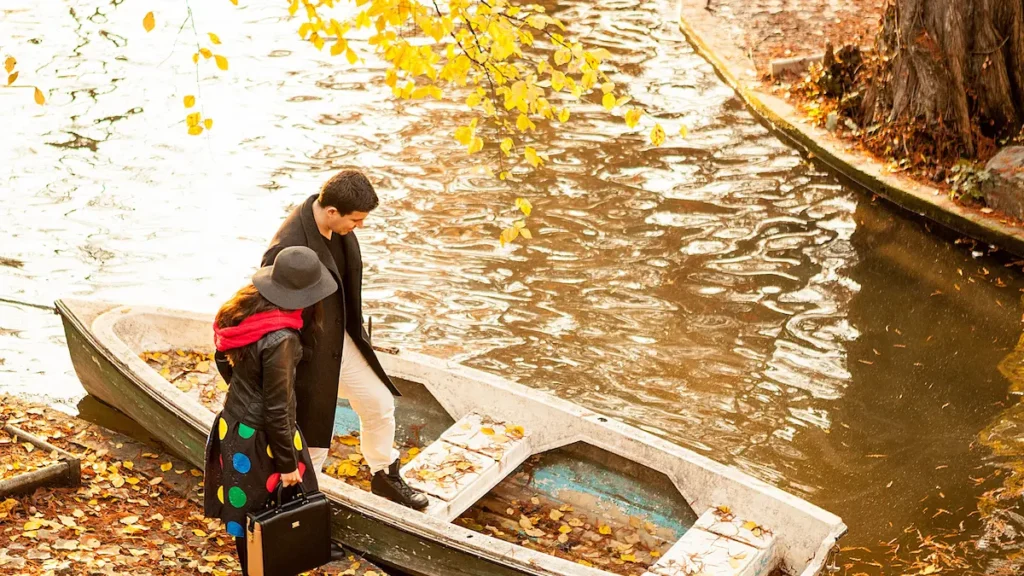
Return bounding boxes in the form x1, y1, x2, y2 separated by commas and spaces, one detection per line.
269, 481, 307, 510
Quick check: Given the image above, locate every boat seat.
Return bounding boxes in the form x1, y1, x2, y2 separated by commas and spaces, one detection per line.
399, 412, 532, 521
642, 507, 777, 576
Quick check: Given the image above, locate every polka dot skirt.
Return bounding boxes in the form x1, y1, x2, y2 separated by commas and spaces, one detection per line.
204, 411, 318, 537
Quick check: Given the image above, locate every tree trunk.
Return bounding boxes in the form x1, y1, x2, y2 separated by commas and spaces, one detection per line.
862, 0, 1024, 159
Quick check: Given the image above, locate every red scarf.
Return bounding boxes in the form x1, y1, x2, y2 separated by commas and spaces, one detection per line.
213, 310, 304, 352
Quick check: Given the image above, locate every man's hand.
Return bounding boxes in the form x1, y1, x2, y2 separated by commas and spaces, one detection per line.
281, 469, 302, 487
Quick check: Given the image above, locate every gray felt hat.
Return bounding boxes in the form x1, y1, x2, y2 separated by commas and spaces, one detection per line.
252, 246, 337, 310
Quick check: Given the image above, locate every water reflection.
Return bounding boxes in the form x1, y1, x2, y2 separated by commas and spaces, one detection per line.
2, 0, 1024, 570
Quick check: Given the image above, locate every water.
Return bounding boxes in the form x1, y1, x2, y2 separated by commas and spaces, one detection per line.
2, 0, 1023, 572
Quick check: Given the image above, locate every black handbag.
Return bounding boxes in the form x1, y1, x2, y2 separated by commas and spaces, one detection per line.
246, 484, 331, 576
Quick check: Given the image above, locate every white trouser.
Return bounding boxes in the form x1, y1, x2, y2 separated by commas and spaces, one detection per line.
308, 330, 400, 475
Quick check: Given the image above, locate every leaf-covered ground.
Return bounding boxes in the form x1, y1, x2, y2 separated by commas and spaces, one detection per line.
0, 429, 61, 481
0, 395, 385, 575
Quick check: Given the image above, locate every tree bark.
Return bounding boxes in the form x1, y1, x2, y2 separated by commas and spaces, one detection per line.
862, 0, 1024, 159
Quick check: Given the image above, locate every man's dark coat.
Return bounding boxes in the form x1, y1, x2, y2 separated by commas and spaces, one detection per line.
262, 194, 399, 448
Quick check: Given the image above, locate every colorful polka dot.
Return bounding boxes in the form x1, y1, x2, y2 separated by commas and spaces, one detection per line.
217, 486, 224, 504
232, 453, 251, 474
293, 431, 302, 451
226, 521, 244, 537
228, 486, 247, 508
238, 423, 256, 439
266, 445, 273, 458
217, 418, 227, 440
266, 473, 280, 493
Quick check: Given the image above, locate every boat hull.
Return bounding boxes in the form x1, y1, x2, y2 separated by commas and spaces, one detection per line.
57, 300, 537, 576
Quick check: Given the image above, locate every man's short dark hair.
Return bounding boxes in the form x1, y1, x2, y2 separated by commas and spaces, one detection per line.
318, 170, 379, 215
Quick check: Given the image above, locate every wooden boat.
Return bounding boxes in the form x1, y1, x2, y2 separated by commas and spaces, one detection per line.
57, 298, 846, 576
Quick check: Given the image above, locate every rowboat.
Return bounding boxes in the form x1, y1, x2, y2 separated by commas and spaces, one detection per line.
57, 298, 846, 576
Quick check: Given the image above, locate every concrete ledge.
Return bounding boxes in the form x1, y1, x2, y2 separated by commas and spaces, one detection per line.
677, 0, 1024, 257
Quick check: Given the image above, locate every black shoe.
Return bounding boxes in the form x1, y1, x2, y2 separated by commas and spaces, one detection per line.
371, 460, 429, 510
329, 542, 348, 562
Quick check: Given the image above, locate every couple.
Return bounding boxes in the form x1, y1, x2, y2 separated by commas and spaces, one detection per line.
202, 170, 428, 573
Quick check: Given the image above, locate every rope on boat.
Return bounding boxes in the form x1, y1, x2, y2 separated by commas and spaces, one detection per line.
0, 296, 55, 312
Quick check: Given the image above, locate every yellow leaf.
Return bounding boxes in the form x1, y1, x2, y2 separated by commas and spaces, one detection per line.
208, 32, 221, 45
346, 48, 358, 65
186, 112, 200, 127
621, 554, 636, 562
480, 427, 495, 436
679, 124, 689, 137
4, 56, 14, 73
188, 125, 204, 136
524, 147, 543, 168
204, 118, 213, 130
338, 435, 360, 446
192, 53, 199, 64
216, 381, 229, 392
515, 113, 535, 132
625, 108, 643, 129
33, 87, 45, 105
550, 70, 565, 92
558, 108, 570, 123
143, 12, 155, 32
742, 520, 757, 530
602, 92, 616, 110
126, 477, 141, 485
554, 48, 571, 65
184, 95, 195, 108
454, 125, 473, 145
120, 515, 140, 525
199, 48, 213, 59
230, 0, 238, 5
110, 474, 125, 488
24, 520, 42, 531
288, 0, 299, 16
467, 136, 484, 154
558, 524, 571, 533
520, 228, 532, 239
196, 360, 210, 372
193, 529, 207, 537
598, 525, 612, 535
214, 55, 228, 71
149, 476, 163, 485
650, 123, 666, 146
123, 461, 134, 470
500, 138, 513, 156
330, 40, 346, 57
160, 462, 173, 472
7, 72, 18, 86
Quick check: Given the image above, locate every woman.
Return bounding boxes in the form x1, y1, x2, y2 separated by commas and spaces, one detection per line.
204, 246, 337, 575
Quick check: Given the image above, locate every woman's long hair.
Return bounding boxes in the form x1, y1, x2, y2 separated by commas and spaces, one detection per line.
215, 284, 323, 364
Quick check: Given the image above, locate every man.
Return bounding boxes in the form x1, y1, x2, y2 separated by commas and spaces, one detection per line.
262, 169, 428, 511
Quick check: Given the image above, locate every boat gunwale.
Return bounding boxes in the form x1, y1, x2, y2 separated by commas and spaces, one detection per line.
57, 298, 846, 576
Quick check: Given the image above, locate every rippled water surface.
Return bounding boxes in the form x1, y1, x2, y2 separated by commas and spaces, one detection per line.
3, 0, 1024, 571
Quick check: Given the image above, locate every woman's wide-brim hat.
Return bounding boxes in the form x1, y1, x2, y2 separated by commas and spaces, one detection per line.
252, 246, 337, 310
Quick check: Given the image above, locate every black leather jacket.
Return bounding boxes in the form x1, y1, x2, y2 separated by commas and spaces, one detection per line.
216, 329, 302, 474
